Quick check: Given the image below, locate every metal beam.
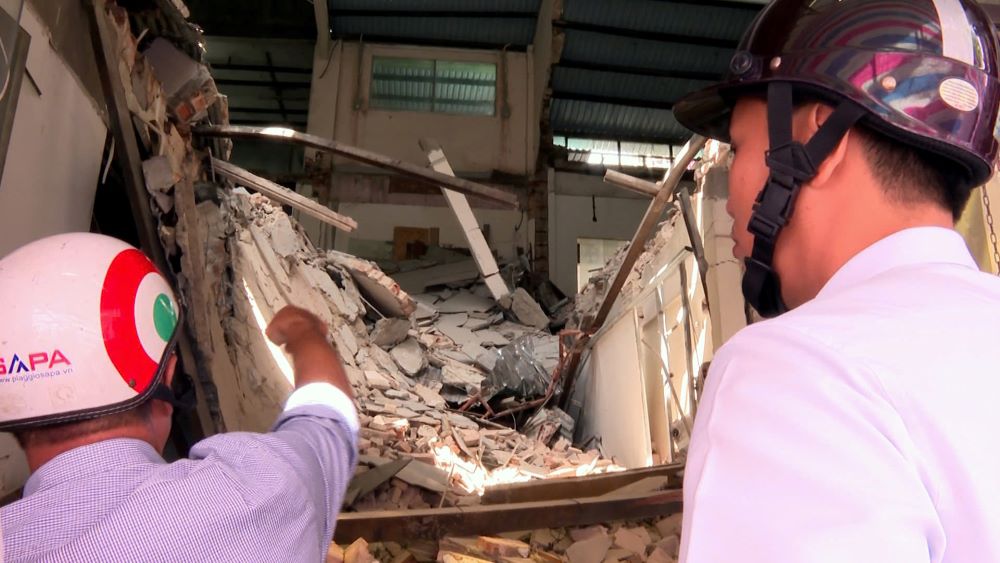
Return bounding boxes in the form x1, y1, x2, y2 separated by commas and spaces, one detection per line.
211, 158, 357, 233
552, 91, 674, 110
334, 489, 682, 543
211, 62, 312, 74
653, 0, 763, 12
558, 59, 723, 82
589, 135, 708, 330
330, 33, 529, 52
215, 78, 311, 89
194, 125, 519, 208
314, 0, 330, 57
229, 107, 308, 115
332, 9, 538, 18
555, 20, 739, 49
558, 136, 707, 407
229, 119, 306, 127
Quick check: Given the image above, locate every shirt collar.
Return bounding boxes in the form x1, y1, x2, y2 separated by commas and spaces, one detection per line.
817, 227, 978, 299
23, 438, 164, 496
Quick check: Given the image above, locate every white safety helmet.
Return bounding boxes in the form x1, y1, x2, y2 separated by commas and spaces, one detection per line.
0, 233, 180, 430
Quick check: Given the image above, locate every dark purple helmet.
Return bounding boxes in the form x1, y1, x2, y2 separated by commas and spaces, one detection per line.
673, 0, 1000, 317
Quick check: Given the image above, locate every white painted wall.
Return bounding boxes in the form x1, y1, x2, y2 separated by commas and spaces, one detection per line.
0, 2, 107, 498
548, 190, 650, 296
308, 42, 535, 176
0, 4, 105, 259
577, 312, 652, 468
334, 202, 526, 264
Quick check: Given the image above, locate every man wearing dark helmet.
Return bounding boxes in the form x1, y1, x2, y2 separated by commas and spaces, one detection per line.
674, 1, 1000, 561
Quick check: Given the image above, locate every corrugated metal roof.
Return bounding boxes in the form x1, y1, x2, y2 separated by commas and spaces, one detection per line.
551, 66, 713, 105
332, 16, 536, 46
329, 0, 540, 12
550, 99, 688, 142
563, 0, 757, 43
561, 29, 732, 75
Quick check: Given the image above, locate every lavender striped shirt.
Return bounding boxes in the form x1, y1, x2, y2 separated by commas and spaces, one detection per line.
1, 383, 358, 562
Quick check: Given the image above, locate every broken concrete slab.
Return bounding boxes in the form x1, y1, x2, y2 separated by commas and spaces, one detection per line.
474, 349, 499, 372
393, 260, 480, 295
504, 288, 550, 330
329, 251, 416, 317
413, 384, 446, 408
566, 534, 612, 563
437, 291, 496, 314
441, 360, 485, 394
391, 338, 427, 377
372, 317, 412, 348
474, 329, 510, 348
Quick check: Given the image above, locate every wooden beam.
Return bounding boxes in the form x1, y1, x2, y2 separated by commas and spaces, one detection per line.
334, 489, 682, 543
480, 463, 683, 505
211, 158, 357, 233
420, 139, 510, 300
194, 125, 520, 208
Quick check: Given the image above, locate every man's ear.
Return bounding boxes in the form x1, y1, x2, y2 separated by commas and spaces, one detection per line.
164, 354, 177, 387
795, 102, 850, 189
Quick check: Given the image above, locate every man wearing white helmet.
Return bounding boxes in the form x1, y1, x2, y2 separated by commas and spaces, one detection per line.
0, 233, 358, 561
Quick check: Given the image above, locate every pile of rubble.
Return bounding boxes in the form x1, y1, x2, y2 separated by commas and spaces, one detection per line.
329, 515, 683, 563
96, 0, 643, 546
226, 192, 627, 512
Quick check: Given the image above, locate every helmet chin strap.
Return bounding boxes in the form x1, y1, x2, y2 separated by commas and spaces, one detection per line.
742, 82, 867, 317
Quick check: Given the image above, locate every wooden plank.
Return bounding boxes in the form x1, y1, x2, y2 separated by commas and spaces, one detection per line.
480, 463, 683, 505
419, 138, 510, 300
194, 125, 519, 208
597, 476, 671, 498
211, 157, 357, 232
334, 489, 682, 543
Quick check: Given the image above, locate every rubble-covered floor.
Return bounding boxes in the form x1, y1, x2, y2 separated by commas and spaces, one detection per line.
330, 515, 683, 563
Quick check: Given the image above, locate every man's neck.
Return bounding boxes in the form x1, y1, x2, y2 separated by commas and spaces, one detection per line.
26, 428, 157, 472
787, 206, 954, 308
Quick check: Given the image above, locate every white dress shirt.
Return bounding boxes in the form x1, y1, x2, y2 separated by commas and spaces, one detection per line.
682, 227, 1000, 563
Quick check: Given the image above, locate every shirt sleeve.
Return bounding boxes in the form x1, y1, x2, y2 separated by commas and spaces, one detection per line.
680, 325, 941, 563
186, 383, 359, 555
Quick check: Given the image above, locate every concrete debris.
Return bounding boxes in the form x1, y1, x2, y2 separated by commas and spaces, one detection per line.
437, 291, 496, 314
391, 338, 427, 377
329, 250, 417, 318
503, 288, 550, 330
570, 217, 679, 331
441, 359, 486, 394
329, 516, 682, 563
142, 37, 218, 123
102, 3, 637, 550
523, 408, 575, 447
372, 317, 412, 348
393, 260, 481, 295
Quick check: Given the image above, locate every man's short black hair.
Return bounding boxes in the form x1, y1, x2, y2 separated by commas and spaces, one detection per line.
855, 125, 972, 221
